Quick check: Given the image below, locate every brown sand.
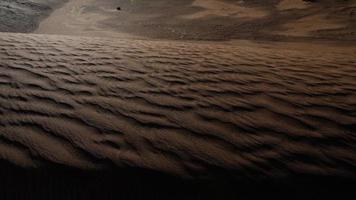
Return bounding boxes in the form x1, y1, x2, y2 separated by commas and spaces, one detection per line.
277, 0, 311, 10
2, 1, 356, 199
275, 13, 346, 37
1, 32, 355, 179
181, 0, 268, 19
34, 0, 356, 42
35, 0, 136, 39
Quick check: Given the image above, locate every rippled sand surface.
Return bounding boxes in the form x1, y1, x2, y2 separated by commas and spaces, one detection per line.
0, 33, 355, 181
1, 1, 356, 199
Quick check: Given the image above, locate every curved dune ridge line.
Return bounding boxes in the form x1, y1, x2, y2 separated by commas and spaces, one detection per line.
181, 0, 268, 19
0, 32, 356, 180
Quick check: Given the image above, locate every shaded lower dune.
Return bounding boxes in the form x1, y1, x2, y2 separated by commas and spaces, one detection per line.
0, 32, 356, 198
0, 161, 355, 200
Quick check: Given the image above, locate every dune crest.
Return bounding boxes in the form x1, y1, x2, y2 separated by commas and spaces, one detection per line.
182, 0, 268, 19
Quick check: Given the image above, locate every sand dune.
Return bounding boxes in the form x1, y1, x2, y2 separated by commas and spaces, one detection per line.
277, 0, 311, 10
181, 0, 268, 19
0, 0, 67, 33
31, 0, 356, 42
0, 33, 356, 183
1, 1, 356, 199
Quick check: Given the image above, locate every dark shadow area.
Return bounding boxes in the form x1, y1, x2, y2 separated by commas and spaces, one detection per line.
0, 160, 355, 200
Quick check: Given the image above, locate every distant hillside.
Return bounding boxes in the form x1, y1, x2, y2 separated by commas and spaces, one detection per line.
0, 0, 67, 32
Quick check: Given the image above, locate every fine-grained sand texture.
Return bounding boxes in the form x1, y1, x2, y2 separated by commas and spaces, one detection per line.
0, 33, 356, 199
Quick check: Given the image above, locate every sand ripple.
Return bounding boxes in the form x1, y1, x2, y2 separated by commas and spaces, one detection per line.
0, 33, 356, 180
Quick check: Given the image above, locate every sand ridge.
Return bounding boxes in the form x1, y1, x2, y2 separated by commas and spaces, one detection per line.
181, 0, 268, 19
35, 0, 137, 39
30, 0, 356, 42
277, 0, 311, 10
0, 32, 356, 179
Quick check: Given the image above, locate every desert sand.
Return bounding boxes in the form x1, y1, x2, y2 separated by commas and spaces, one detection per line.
0, 0, 66, 32
33, 0, 356, 42
0, 32, 356, 198
1, 0, 356, 199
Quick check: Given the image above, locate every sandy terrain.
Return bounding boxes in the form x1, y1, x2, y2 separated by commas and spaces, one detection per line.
35, 0, 136, 38
275, 13, 346, 37
0, 0, 66, 32
32, 0, 356, 42
1, 32, 356, 177
277, 0, 311, 10
1, 1, 356, 199
1, 32, 356, 198
181, 0, 268, 19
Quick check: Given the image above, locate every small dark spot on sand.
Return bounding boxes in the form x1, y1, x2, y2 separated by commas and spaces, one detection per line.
117, 7, 121, 11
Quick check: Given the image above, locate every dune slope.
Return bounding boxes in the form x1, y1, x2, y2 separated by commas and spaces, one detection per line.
0, 32, 356, 198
